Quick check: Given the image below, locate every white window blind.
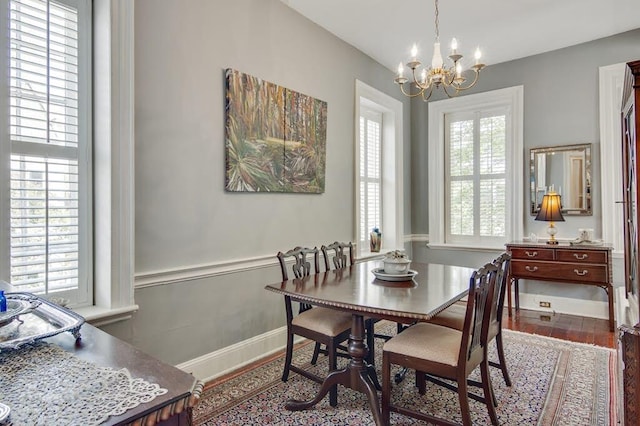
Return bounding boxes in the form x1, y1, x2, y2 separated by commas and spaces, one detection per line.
445, 109, 507, 245
6, 0, 90, 301
359, 109, 382, 247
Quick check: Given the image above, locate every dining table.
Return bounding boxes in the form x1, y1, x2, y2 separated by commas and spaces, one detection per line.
265, 259, 475, 426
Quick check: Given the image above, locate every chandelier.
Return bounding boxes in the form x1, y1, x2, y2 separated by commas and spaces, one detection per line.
394, 0, 486, 101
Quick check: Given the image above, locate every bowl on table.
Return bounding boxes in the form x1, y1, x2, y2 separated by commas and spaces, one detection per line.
382, 250, 411, 275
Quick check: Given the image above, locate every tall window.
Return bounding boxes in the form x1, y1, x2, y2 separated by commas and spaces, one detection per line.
355, 80, 404, 258
446, 110, 507, 245
2, 0, 91, 304
428, 86, 524, 248
359, 109, 382, 249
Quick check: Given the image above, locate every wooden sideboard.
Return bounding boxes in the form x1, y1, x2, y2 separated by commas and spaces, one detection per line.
505, 241, 614, 331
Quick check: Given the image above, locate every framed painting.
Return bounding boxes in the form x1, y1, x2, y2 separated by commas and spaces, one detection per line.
224, 69, 327, 193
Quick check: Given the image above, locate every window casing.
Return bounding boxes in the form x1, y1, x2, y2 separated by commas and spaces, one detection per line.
428, 86, 524, 249
355, 80, 404, 258
1, 0, 136, 322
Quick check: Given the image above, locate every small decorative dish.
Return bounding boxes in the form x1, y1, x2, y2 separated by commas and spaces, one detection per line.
372, 267, 418, 282
0, 402, 9, 422
0, 295, 41, 327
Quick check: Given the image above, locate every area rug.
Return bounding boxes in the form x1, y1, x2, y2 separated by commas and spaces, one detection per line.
193, 321, 617, 425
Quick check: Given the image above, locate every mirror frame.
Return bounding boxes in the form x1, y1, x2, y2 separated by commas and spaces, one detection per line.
530, 143, 592, 216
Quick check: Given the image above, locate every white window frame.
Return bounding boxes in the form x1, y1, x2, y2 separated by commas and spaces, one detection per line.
355, 80, 404, 258
0, 0, 137, 323
428, 86, 524, 250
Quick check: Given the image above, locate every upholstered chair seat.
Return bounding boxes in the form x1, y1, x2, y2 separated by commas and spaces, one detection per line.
291, 307, 352, 336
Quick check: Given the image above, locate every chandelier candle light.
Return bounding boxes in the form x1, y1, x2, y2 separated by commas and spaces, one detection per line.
394, 0, 485, 101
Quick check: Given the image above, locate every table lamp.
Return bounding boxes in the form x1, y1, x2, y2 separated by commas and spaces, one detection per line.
535, 191, 564, 245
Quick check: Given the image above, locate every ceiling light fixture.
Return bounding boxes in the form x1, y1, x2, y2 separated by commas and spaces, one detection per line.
394, 0, 486, 101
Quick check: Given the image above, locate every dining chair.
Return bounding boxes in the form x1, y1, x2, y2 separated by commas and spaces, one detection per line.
381, 263, 500, 426
425, 252, 512, 388
321, 241, 402, 371
277, 246, 352, 407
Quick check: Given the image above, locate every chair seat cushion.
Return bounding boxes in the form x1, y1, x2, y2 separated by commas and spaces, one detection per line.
428, 303, 466, 331
292, 307, 351, 336
383, 322, 462, 367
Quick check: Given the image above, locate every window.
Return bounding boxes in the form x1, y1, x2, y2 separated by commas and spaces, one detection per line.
2, 0, 136, 321
446, 110, 506, 245
359, 109, 382, 249
428, 86, 524, 249
2, 0, 91, 305
355, 80, 404, 257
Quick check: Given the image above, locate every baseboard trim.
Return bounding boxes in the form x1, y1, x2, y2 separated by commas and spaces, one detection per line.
175, 326, 303, 383
515, 292, 610, 319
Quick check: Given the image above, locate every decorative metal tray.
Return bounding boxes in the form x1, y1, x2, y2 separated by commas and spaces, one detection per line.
0, 292, 85, 351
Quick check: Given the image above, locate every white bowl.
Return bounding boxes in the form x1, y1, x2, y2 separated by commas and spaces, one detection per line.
383, 258, 411, 275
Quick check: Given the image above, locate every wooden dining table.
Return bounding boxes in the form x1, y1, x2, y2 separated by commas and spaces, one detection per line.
265, 259, 474, 426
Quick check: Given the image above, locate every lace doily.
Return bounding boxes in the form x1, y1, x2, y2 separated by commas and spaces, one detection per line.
0, 342, 168, 425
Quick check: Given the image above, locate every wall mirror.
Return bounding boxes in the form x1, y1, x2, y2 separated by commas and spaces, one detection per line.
530, 143, 592, 216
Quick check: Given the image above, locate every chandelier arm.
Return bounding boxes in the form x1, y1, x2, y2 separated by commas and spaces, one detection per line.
451, 69, 481, 91
411, 67, 431, 91
398, 83, 425, 98
442, 68, 456, 86
421, 85, 435, 101
441, 83, 457, 98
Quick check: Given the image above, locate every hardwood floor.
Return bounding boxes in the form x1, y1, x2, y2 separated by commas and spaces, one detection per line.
503, 308, 616, 349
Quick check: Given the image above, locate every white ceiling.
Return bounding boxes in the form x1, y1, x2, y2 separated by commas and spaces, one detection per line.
281, 0, 640, 71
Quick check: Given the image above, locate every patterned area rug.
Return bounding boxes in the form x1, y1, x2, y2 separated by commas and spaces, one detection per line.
193, 321, 617, 425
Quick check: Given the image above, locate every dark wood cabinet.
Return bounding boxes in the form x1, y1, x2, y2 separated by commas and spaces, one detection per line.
620, 59, 640, 426
505, 242, 614, 331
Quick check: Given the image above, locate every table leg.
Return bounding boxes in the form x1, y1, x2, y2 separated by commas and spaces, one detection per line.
607, 285, 615, 332
514, 278, 520, 310
285, 314, 384, 426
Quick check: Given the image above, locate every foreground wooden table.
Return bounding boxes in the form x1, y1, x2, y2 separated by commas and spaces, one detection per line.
45, 323, 203, 425
265, 260, 473, 426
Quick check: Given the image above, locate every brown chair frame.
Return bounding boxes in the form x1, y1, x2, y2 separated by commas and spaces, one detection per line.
277, 246, 352, 407
382, 263, 500, 426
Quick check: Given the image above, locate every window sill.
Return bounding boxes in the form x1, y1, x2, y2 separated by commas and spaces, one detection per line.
426, 243, 505, 252
355, 252, 385, 262
74, 304, 139, 328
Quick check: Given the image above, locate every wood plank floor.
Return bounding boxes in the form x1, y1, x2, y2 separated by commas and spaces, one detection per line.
503, 308, 616, 349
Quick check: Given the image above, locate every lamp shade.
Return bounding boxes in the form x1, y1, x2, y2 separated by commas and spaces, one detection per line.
535, 192, 565, 222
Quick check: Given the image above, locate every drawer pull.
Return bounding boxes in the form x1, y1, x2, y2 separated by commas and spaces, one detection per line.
524, 251, 538, 258
574, 269, 589, 276
525, 266, 538, 272
573, 253, 588, 260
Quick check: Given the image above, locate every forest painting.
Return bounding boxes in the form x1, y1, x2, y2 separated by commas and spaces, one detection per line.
225, 69, 327, 193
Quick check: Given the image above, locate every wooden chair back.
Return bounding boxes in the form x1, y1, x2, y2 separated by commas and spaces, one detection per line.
321, 242, 354, 271
492, 253, 511, 324
460, 263, 498, 370
277, 246, 320, 281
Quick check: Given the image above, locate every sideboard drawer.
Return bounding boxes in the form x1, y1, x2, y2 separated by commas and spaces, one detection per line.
511, 260, 607, 283
556, 249, 607, 264
510, 248, 555, 261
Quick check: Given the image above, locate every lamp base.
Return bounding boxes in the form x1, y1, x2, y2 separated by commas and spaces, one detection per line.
546, 239, 559, 245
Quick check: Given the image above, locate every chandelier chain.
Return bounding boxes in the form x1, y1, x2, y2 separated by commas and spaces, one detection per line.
434, 0, 439, 40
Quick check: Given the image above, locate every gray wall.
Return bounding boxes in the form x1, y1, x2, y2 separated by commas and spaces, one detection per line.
411, 29, 640, 301
101, 0, 411, 365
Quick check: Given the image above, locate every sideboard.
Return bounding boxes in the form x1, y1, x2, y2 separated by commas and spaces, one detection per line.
505, 241, 614, 331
